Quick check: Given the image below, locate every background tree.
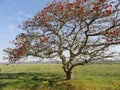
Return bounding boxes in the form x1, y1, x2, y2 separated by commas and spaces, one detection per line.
4, 0, 120, 80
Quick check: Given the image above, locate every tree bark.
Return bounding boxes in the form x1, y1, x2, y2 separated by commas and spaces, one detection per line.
65, 71, 72, 80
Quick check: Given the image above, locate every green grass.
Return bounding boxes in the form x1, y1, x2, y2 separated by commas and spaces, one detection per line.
0, 64, 120, 90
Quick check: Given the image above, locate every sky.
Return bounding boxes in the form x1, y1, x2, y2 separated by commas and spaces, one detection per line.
0, 0, 120, 63
0, 0, 52, 62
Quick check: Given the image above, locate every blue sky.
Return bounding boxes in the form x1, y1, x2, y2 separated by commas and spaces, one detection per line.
0, 0, 51, 62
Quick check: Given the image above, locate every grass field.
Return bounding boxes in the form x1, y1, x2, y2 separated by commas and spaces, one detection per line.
0, 64, 120, 90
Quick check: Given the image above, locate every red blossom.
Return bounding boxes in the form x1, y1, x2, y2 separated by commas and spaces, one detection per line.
79, 8, 84, 14
44, 36, 49, 40
21, 37, 24, 40
35, 16, 40, 20
39, 36, 49, 43
99, 0, 105, 3
26, 45, 29, 48
105, 5, 110, 9
50, 40, 56, 44
58, 5, 64, 11
65, 13, 68, 17
93, 4, 99, 10
34, 45, 37, 48
106, 9, 112, 14
67, 3, 73, 9
49, 3, 54, 7
107, 38, 112, 42
41, 20, 45, 24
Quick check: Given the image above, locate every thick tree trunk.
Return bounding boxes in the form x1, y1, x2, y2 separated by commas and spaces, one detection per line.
65, 71, 72, 80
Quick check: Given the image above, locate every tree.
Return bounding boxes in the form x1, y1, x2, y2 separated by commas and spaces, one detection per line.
4, 0, 120, 80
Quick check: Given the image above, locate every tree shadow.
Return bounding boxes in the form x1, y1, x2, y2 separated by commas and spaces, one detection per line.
0, 72, 65, 90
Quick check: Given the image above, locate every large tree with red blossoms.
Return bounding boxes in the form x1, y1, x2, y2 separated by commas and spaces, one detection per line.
4, 0, 120, 80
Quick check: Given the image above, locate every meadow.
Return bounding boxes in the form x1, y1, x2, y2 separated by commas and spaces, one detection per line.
0, 64, 120, 90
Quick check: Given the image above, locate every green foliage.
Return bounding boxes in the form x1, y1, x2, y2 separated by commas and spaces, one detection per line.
0, 64, 120, 90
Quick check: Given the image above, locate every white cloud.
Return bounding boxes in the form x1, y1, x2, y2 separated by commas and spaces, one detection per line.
18, 11, 32, 18
7, 16, 14, 21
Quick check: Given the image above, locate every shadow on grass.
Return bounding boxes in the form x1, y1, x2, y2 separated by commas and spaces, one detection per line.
0, 72, 65, 90
0, 72, 119, 90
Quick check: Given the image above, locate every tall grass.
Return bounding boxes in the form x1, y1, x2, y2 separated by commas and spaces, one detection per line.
0, 64, 120, 90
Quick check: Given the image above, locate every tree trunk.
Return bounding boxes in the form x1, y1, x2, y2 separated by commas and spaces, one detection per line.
65, 71, 72, 80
